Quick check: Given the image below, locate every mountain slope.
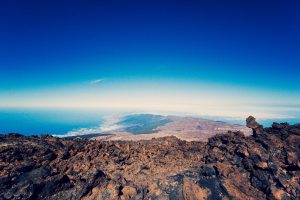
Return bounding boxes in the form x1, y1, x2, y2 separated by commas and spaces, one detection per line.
0, 117, 299, 200
90, 114, 252, 141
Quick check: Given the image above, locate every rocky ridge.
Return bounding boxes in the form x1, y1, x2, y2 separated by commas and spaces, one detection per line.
0, 117, 299, 199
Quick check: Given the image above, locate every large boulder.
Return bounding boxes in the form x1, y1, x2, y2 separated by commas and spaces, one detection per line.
246, 116, 264, 136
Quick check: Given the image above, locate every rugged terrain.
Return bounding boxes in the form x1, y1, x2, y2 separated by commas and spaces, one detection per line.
0, 116, 299, 200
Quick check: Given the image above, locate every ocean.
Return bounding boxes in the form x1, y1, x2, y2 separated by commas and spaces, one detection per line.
0, 108, 110, 135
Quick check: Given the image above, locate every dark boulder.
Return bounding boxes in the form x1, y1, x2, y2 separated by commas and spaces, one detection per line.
246, 116, 264, 136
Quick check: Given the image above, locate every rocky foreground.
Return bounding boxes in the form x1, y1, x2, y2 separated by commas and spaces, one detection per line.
0, 117, 299, 200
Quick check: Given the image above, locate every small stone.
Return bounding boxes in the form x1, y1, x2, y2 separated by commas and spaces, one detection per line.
270, 185, 287, 200
121, 186, 137, 199
182, 177, 211, 200
256, 162, 268, 169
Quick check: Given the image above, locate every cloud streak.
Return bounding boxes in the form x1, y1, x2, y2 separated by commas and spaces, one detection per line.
90, 78, 105, 85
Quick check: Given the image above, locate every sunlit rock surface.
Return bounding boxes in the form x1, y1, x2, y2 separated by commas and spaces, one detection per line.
0, 117, 299, 199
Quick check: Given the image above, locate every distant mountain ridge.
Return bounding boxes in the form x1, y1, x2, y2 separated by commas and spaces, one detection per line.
86, 114, 252, 141
117, 114, 172, 134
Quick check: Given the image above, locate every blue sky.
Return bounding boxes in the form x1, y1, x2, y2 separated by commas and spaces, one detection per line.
0, 0, 299, 119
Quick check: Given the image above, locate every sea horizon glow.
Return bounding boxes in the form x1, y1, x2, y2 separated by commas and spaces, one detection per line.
1, 79, 299, 119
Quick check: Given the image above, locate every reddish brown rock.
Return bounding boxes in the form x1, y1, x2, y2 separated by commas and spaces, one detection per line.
0, 118, 299, 199
182, 177, 210, 200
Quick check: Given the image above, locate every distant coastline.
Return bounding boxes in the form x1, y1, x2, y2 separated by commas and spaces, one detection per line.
1, 108, 299, 137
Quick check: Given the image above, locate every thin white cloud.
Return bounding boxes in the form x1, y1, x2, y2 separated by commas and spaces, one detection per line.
90, 78, 105, 85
